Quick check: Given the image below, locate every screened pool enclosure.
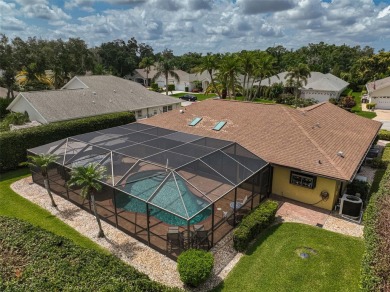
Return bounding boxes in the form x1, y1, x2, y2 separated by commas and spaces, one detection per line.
28, 123, 270, 258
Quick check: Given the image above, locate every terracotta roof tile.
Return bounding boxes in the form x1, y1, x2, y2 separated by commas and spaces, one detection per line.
140, 99, 381, 181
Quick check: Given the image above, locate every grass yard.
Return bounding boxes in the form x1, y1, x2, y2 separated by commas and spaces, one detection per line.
0, 168, 106, 253
170, 92, 217, 101
351, 91, 377, 119
215, 223, 364, 292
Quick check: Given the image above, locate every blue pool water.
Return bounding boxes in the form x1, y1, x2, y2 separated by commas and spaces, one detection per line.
116, 170, 211, 226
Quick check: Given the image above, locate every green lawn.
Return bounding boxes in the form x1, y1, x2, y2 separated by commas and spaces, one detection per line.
351, 91, 377, 119
215, 223, 364, 292
170, 92, 217, 101
0, 168, 107, 253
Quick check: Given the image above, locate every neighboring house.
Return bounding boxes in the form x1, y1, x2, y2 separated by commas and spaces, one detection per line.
140, 99, 381, 211
129, 67, 212, 92
7, 75, 181, 124
366, 76, 390, 109
259, 72, 349, 103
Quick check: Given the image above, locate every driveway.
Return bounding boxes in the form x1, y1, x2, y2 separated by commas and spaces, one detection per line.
373, 109, 390, 130
363, 104, 390, 130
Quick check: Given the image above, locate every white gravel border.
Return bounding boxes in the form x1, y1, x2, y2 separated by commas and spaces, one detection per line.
11, 177, 242, 291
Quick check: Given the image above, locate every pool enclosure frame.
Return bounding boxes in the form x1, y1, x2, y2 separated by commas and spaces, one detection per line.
28, 123, 270, 259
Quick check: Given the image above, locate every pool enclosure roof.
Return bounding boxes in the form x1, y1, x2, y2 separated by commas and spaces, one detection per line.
29, 123, 268, 221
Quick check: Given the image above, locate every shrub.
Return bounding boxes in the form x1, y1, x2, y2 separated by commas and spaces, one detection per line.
361, 164, 390, 291
371, 157, 388, 169
382, 144, 390, 162
0, 111, 30, 132
346, 179, 371, 202
340, 96, 356, 108
328, 97, 338, 105
167, 84, 175, 92
177, 249, 214, 287
0, 98, 12, 119
233, 200, 278, 252
151, 83, 159, 92
0, 112, 135, 171
366, 103, 376, 110
378, 129, 390, 141
0, 216, 178, 291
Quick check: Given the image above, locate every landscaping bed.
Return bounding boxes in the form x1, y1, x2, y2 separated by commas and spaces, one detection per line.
0, 216, 179, 291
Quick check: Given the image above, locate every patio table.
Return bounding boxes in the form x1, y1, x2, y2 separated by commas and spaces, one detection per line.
230, 201, 243, 209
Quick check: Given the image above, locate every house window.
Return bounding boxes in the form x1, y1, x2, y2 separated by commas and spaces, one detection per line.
168, 105, 173, 111
153, 109, 157, 115
290, 171, 316, 189
137, 110, 142, 118
163, 106, 168, 112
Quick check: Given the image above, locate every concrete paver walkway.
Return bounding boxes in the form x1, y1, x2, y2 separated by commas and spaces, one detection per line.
271, 195, 364, 237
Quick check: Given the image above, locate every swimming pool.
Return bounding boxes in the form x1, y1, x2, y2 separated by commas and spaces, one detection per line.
116, 170, 212, 226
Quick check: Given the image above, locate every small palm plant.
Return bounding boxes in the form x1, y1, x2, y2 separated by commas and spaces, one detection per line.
67, 163, 107, 238
22, 154, 59, 207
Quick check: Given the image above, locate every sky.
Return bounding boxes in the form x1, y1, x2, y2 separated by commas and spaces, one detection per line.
1, 0, 390, 55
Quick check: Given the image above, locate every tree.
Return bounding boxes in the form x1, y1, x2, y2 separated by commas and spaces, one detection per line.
249, 52, 277, 101
21, 154, 59, 207
239, 50, 256, 98
217, 53, 242, 99
67, 163, 107, 238
285, 63, 311, 105
139, 56, 154, 86
153, 50, 180, 96
194, 53, 221, 97
0, 35, 17, 98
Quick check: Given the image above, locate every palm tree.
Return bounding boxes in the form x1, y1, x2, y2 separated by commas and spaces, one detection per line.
250, 53, 278, 101
67, 163, 107, 238
239, 50, 256, 99
21, 154, 59, 207
194, 53, 221, 97
218, 54, 242, 99
285, 63, 311, 104
139, 56, 154, 86
153, 55, 180, 96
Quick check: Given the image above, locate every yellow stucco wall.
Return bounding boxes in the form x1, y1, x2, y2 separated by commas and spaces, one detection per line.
272, 165, 340, 210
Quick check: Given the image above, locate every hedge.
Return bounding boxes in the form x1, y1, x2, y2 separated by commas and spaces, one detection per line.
233, 200, 278, 252
378, 129, 390, 141
0, 112, 135, 172
177, 249, 214, 287
361, 164, 390, 291
0, 216, 180, 291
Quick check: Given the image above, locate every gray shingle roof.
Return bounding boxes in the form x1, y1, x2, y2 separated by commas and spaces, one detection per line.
19, 75, 180, 123
260, 72, 349, 92
366, 76, 390, 93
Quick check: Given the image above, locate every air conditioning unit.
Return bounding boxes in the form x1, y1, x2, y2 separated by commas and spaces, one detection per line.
339, 194, 363, 221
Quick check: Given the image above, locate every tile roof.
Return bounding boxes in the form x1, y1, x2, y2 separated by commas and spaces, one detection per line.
366, 76, 390, 93
140, 99, 381, 181
260, 72, 349, 92
16, 75, 180, 123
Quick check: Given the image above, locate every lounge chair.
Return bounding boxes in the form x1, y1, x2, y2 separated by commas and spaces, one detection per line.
194, 229, 210, 250
166, 227, 183, 252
